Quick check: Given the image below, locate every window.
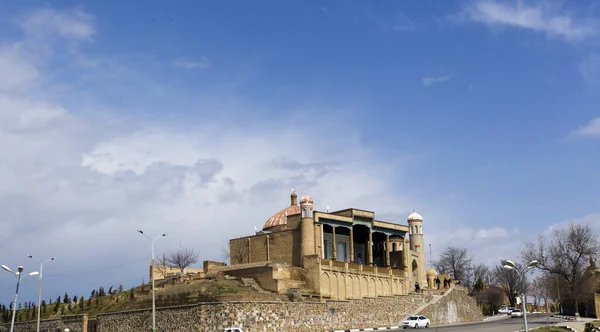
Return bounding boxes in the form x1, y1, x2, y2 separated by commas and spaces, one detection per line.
324, 239, 331, 258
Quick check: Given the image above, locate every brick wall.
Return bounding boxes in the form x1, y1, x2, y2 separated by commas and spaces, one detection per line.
229, 229, 301, 267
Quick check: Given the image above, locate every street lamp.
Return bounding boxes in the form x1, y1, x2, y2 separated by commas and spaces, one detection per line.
28, 254, 55, 332
1, 265, 39, 332
137, 229, 167, 332
503, 259, 538, 331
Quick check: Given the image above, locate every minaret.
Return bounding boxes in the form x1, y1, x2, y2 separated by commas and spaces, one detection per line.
290, 188, 298, 206
408, 210, 427, 287
300, 194, 315, 263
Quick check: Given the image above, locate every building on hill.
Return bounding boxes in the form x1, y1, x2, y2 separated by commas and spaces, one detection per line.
221, 190, 430, 301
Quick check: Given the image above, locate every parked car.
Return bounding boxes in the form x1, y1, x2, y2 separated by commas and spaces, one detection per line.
499, 306, 515, 314
401, 315, 430, 329
510, 309, 523, 318
222, 328, 244, 332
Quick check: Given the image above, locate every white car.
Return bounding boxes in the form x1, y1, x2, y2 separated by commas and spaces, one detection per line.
401, 315, 430, 329
510, 309, 523, 318
499, 306, 514, 314
222, 328, 244, 332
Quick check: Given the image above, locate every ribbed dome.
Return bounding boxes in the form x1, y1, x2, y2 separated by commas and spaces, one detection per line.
426, 268, 438, 276
262, 205, 301, 230
407, 210, 423, 222
300, 195, 313, 204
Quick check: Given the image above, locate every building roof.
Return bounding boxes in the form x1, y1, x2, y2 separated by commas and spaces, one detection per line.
426, 268, 438, 276
262, 205, 301, 230
407, 210, 423, 222
300, 195, 313, 204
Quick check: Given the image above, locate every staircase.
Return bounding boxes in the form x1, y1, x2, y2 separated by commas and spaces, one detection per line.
241, 278, 272, 294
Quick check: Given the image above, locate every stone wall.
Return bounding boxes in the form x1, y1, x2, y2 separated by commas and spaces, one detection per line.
0, 315, 87, 332
418, 287, 483, 325
96, 295, 431, 332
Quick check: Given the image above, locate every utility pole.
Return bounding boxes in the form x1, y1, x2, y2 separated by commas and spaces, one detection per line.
429, 244, 432, 266
556, 274, 561, 314
137, 230, 167, 332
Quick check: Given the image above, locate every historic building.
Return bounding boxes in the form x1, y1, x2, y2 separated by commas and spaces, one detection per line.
225, 190, 429, 300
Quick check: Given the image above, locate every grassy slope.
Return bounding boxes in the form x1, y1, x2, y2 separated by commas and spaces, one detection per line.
2, 278, 286, 323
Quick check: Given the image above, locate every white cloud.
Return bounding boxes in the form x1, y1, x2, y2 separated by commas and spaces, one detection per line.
422, 74, 451, 86
458, 0, 597, 42
0, 46, 40, 93
544, 213, 600, 235
475, 227, 510, 239
428, 225, 519, 267
0, 7, 423, 303
172, 56, 211, 69
571, 117, 600, 137
18, 8, 96, 40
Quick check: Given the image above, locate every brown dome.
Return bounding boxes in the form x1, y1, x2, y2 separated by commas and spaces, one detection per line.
263, 205, 301, 230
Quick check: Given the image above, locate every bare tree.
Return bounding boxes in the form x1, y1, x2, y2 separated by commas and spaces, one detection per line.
476, 285, 505, 315
167, 248, 200, 275
473, 263, 490, 284
155, 254, 170, 285
522, 223, 599, 315
494, 263, 529, 307
433, 246, 473, 283
531, 273, 558, 312
466, 263, 491, 292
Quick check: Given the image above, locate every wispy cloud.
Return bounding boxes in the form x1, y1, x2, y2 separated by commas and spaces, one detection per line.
363, 9, 415, 33
172, 56, 211, 69
467, 82, 475, 92
392, 13, 414, 32
571, 117, 600, 137
579, 54, 600, 85
456, 0, 598, 42
316, 6, 330, 15
422, 74, 451, 86
18, 8, 96, 40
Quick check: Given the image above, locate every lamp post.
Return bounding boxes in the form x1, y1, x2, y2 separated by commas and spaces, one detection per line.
1, 265, 39, 332
503, 259, 538, 331
137, 229, 167, 332
28, 254, 55, 332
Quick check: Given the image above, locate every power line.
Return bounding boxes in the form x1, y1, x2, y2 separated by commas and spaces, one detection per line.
45, 257, 149, 277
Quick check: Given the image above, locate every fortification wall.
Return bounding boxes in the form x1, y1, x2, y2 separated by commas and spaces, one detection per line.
417, 287, 484, 325
96, 295, 429, 332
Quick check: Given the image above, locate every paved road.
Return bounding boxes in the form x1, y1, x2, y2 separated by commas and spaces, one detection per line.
388, 314, 564, 332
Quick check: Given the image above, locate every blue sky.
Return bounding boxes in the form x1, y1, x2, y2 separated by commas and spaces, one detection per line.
1, 0, 599, 304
